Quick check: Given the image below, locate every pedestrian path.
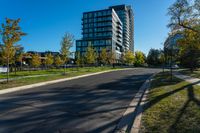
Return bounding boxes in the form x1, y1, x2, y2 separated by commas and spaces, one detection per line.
173, 72, 200, 86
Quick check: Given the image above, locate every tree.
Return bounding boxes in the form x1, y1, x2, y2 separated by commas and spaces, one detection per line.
0, 18, 26, 82
107, 51, 116, 68
31, 54, 41, 68
60, 33, 74, 64
54, 55, 63, 67
167, 0, 200, 71
75, 52, 84, 67
168, 0, 200, 34
0, 48, 3, 65
119, 52, 125, 65
147, 49, 163, 66
16, 53, 23, 70
85, 45, 97, 65
14, 46, 24, 73
44, 53, 54, 68
99, 48, 108, 65
134, 51, 145, 66
124, 50, 134, 65
178, 29, 200, 71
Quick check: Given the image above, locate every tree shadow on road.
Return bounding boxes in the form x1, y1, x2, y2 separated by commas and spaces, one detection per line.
0, 70, 156, 133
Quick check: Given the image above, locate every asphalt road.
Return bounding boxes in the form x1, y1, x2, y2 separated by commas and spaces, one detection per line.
0, 68, 160, 133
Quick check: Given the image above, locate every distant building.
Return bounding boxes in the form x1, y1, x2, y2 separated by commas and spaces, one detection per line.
76, 5, 134, 60
164, 32, 183, 50
164, 32, 183, 66
26, 51, 60, 57
25, 51, 75, 64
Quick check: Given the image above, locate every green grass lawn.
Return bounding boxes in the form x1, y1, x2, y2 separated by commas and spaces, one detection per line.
0, 68, 63, 79
179, 69, 200, 78
140, 72, 200, 133
0, 67, 92, 79
0, 66, 121, 79
0, 66, 123, 90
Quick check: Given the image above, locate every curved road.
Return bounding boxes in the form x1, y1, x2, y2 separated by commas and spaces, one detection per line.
0, 68, 159, 133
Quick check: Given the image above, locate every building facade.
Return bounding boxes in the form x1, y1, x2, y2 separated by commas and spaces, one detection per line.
76, 5, 134, 60
164, 32, 183, 50
110, 5, 134, 52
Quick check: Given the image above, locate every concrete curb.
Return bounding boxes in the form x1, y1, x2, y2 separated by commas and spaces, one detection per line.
0, 68, 133, 95
115, 74, 155, 133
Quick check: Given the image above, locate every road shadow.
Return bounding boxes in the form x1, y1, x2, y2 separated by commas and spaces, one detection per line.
0, 70, 155, 133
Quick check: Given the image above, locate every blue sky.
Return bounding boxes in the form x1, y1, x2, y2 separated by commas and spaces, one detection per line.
0, 0, 175, 55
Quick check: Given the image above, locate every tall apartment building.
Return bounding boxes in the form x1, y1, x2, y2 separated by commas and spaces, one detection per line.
76, 5, 134, 60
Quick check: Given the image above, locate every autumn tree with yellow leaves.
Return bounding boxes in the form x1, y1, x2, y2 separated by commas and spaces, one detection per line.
0, 18, 26, 82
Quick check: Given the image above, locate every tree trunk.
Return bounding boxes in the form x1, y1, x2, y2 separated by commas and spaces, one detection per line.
20, 61, 22, 71
14, 63, 17, 75
7, 57, 9, 83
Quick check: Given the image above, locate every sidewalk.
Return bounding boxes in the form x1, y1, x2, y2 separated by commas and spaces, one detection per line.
173, 72, 200, 86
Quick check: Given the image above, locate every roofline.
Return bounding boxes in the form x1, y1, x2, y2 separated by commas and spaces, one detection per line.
83, 9, 111, 14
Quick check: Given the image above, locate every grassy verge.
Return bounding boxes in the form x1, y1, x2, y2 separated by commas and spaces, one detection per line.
140, 72, 200, 133
179, 69, 200, 78
0, 66, 123, 90
0, 67, 98, 79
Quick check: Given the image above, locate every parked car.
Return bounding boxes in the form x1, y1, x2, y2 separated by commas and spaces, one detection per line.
172, 65, 179, 69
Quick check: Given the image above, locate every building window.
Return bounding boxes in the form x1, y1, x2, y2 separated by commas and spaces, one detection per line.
83, 34, 88, 38
106, 40, 111, 45
89, 23, 93, 27
107, 10, 111, 15
94, 12, 97, 17
89, 29, 93, 32
83, 29, 88, 33
84, 14, 87, 19
77, 47, 81, 51
82, 41, 87, 46
98, 12, 102, 16
84, 24, 88, 28
76, 41, 81, 46
89, 33, 93, 38
94, 40, 99, 46
98, 18, 102, 21
103, 11, 107, 16
84, 19, 88, 23
89, 19, 93, 23
100, 40, 105, 45
89, 13, 93, 18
